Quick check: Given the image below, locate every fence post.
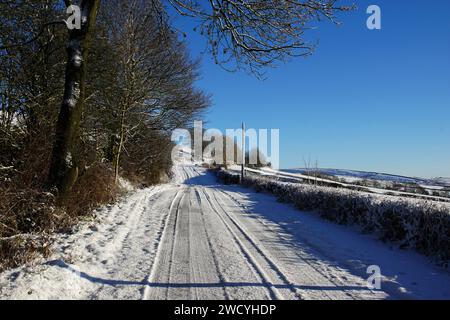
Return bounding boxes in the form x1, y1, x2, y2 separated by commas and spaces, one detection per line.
241, 122, 245, 183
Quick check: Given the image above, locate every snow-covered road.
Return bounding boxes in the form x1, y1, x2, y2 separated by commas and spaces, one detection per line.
1, 164, 450, 300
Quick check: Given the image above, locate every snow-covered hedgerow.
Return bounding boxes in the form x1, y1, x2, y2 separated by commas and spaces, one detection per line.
215, 169, 450, 262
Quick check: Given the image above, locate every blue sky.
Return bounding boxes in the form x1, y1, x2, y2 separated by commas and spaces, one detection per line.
171, 0, 450, 178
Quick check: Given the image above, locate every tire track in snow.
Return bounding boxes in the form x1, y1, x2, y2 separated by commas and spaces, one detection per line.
167, 189, 191, 299
195, 187, 269, 299
144, 185, 229, 300
142, 188, 185, 300
187, 188, 227, 300
216, 188, 366, 300
193, 188, 230, 300
200, 187, 292, 300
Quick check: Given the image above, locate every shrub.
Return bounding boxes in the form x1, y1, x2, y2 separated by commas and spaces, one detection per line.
0, 163, 120, 271
66, 163, 120, 218
0, 234, 52, 271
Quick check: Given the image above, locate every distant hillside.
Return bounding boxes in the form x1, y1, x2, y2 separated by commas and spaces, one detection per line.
282, 168, 450, 188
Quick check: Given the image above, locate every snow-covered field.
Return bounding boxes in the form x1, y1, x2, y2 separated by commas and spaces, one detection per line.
1, 164, 449, 300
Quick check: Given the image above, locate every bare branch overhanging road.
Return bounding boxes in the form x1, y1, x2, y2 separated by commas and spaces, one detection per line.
2, 164, 450, 300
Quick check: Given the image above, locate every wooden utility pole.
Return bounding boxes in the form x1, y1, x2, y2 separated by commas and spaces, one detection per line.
241, 122, 245, 183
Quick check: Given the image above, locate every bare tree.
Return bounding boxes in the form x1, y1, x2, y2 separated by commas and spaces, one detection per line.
168, 0, 353, 74
1, 0, 67, 186
97, 0, 209, 183
46, 0, 100, 203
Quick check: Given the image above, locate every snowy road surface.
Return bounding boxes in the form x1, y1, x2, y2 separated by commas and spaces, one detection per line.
1, 164, 450, 300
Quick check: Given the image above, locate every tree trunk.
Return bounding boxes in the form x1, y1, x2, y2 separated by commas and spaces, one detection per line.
112, 106, 126, 184
47, 0, 100, 204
